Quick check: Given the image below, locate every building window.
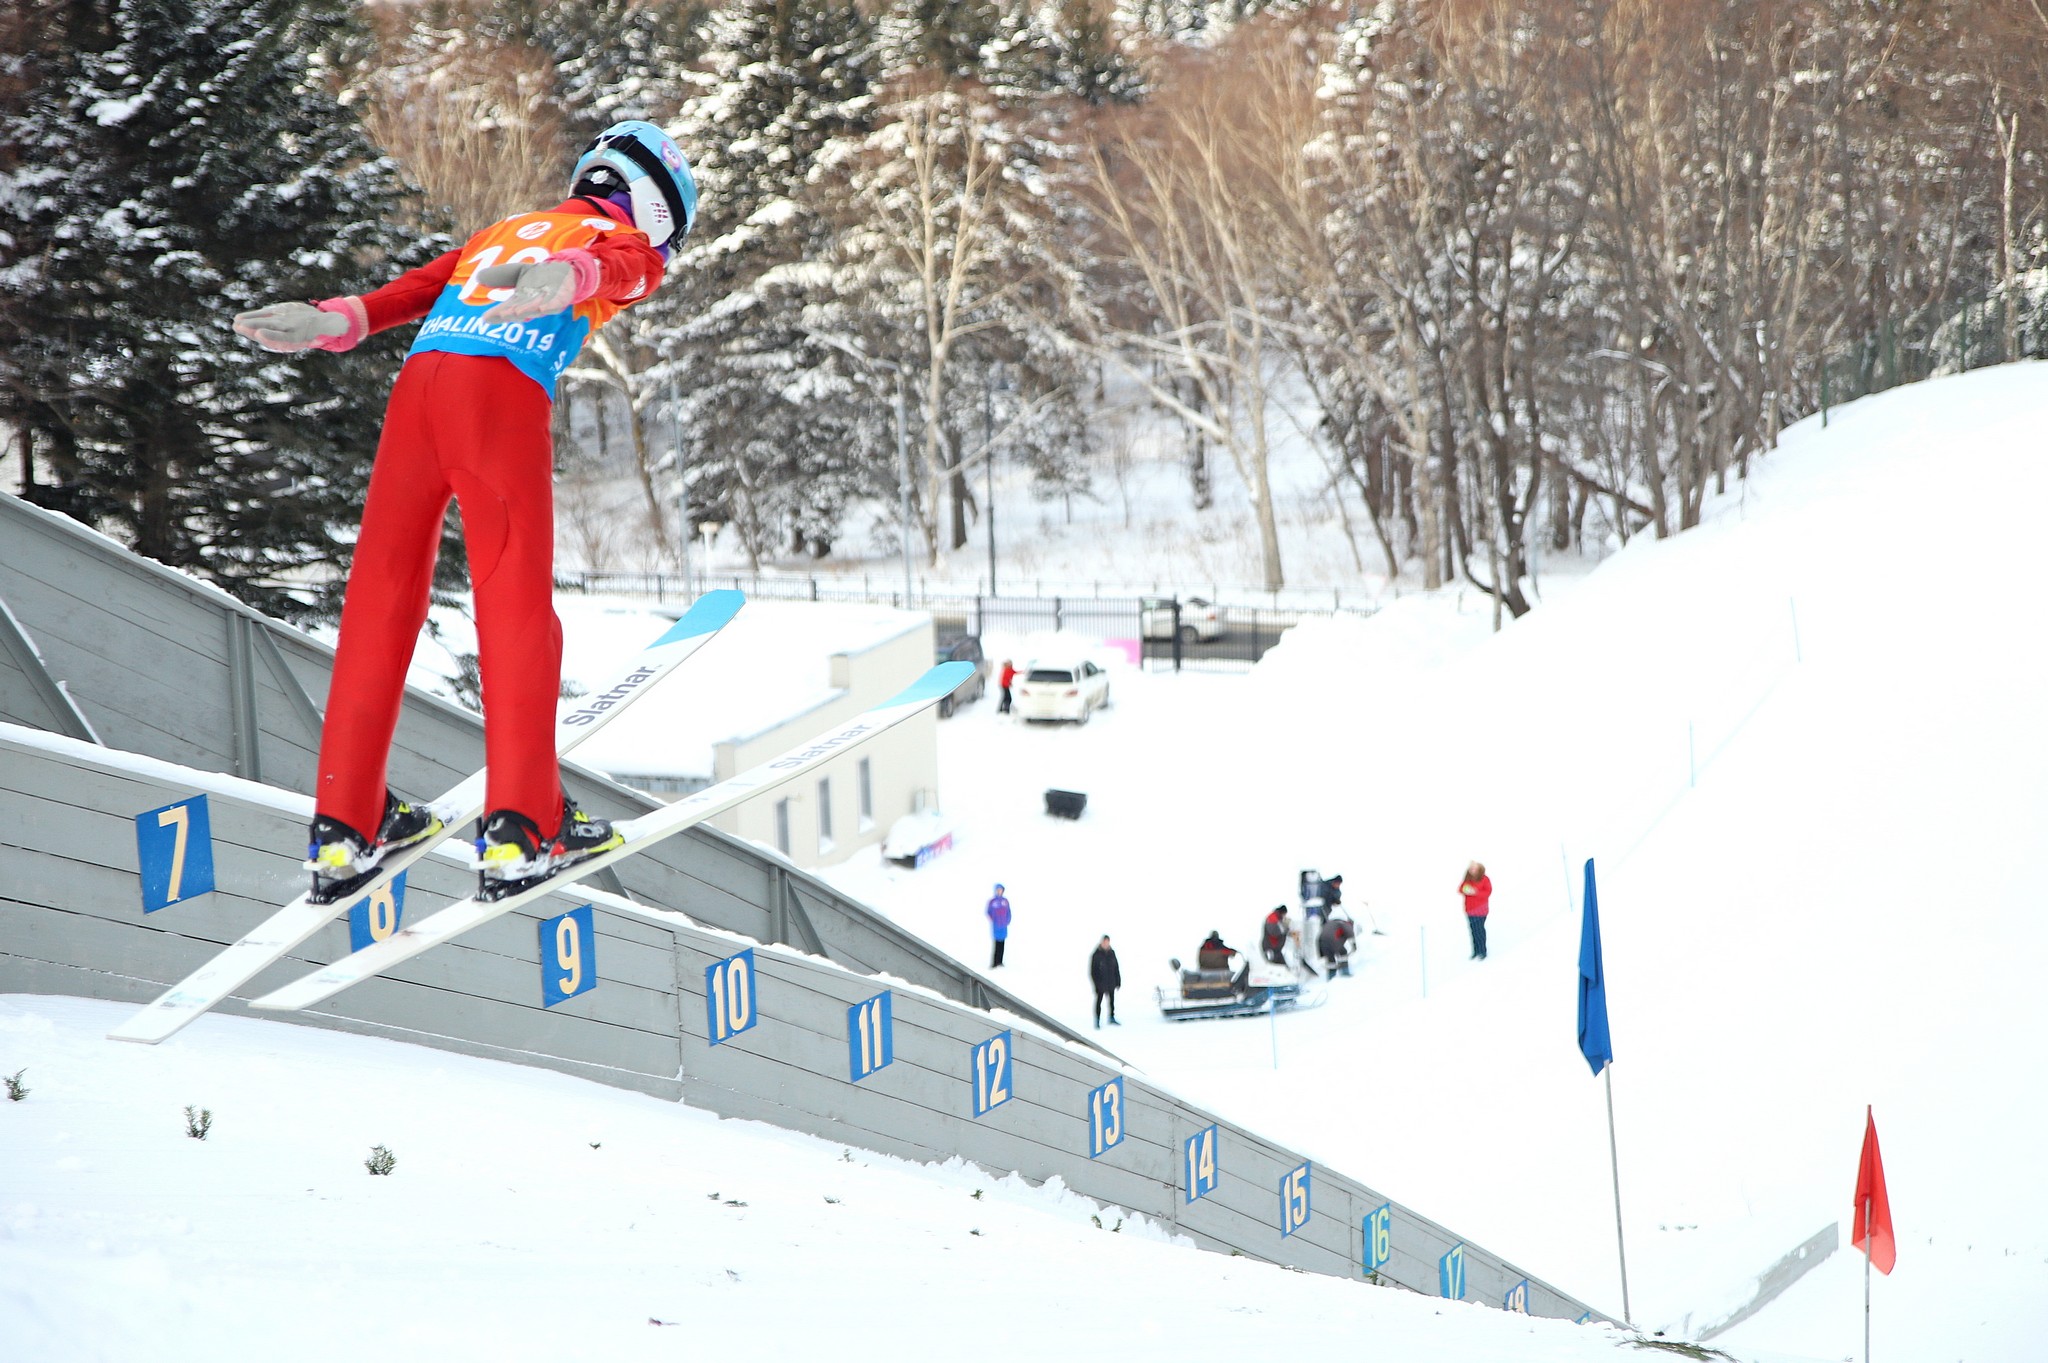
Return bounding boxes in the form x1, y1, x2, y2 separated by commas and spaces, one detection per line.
817, 777, 834, 854
857, 757, 874, 832
774, 797, 791, 857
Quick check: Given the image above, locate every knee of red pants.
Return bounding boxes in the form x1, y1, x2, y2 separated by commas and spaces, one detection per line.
474, 599, 565, 831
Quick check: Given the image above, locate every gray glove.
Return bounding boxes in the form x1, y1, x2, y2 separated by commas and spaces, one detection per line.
233, 302, 349, 353
476, 260, 579, 324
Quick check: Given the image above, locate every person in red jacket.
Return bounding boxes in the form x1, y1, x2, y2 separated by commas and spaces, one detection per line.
1260, 905, 1292, 965
1459, 861, 1492, 960
233, 121, 696, 902
996, 659, 1017, 714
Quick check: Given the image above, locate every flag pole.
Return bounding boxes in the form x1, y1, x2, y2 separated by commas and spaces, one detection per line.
1864, 1193, 1872, 1363
1605, 1065, 1632, 1324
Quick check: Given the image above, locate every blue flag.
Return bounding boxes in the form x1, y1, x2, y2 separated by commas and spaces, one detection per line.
1577, 858, 1613, 1075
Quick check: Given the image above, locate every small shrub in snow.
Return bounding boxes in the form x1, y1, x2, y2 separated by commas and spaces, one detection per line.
365, 1144, 397, 1176
183, 1105, 211, 1140
4, 1069, 25, 1101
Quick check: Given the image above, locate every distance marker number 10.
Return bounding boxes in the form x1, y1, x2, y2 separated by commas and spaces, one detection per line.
705, 949, 757, 1044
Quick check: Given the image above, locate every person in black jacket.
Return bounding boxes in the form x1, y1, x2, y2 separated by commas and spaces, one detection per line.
1089, 935, 1122, 1028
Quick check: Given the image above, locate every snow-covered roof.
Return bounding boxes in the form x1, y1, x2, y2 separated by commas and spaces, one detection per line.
556, 596, 929, 781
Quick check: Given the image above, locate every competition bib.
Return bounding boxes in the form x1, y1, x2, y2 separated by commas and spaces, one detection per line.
407, 210, 648, 396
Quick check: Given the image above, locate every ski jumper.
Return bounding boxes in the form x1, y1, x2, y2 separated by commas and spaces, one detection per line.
315, 199, 663, 841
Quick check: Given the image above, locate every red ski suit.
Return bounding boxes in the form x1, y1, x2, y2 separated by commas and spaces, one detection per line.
316, 198, 663, 841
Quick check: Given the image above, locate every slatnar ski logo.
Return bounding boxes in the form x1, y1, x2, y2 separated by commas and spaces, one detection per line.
767, 722, 879, 770
561, 666, 661, 726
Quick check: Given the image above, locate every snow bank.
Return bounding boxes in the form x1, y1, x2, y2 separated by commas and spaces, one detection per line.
0, 996, 1643, 1362
819, 363, 2048, 1361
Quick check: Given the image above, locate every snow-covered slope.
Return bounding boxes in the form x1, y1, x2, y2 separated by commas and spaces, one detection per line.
1, 996, 1643, 1362
9, 367, 2042, 1361
820, 363, 2048, 1360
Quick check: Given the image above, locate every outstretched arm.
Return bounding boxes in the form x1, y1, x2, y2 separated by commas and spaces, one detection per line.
234, 250, 460, 353
477, 230, 664, 324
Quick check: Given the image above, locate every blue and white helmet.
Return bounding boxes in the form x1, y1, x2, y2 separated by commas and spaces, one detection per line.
570, 120, 698, 249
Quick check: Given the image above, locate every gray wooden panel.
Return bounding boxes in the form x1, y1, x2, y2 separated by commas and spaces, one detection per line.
1, 495, 1100, 1050
0, 955, 681, 1102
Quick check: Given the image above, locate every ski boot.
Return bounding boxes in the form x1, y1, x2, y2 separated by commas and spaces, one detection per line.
475, 797, 625, 901
306, 793, 447, 904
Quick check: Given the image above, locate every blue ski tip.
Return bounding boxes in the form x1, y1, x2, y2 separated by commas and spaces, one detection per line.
655, 589, 745, 644
885, 660, 977, 709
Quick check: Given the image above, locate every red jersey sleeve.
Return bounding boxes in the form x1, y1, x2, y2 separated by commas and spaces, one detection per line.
580, 230, 665, 308
355, 249, 461, 333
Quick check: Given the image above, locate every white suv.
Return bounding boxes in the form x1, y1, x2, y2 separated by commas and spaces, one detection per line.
1013, 660, 1111, 723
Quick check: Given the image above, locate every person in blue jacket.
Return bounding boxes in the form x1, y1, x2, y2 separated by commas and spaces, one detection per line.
986, 883, 1012, 968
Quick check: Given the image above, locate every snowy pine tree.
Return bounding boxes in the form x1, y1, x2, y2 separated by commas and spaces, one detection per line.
662, 0, 887, 566
0, 0, 434, 620
488, 0, 707, 146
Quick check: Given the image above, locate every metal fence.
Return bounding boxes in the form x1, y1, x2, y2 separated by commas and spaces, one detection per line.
555, 571, 1352, 672
554, 567, 1378, 616
1819, 277, 2048, 418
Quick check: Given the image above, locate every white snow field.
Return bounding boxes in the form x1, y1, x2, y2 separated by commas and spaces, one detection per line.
817, 363, 2048, 1361
6, 365, 2045, 1361
2, 996, 1637, 1363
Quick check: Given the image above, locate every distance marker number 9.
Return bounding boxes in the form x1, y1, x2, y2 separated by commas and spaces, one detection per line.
539, 905, 597, 1008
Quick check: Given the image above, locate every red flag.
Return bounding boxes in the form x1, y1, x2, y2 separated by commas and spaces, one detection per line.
1852, 1106, 1896, 1275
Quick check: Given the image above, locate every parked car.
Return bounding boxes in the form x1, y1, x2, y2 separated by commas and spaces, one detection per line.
935, 634, 986, 717
1140, 595, 1227, 643
1013, 658, 1111, 724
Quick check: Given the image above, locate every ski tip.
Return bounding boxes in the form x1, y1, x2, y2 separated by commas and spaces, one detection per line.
655, 589, 745, 644
886, 660, 977, 709
104, 1028, 161, 1045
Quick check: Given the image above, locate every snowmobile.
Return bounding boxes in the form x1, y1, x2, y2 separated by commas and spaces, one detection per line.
1155, 953, 1322, 1022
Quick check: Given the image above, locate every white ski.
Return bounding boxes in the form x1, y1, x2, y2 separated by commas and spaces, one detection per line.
249, 661, 975, 1014
106, 590, 746, 1045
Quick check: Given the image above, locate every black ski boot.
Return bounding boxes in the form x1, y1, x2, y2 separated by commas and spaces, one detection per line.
306, 793, 447, 904
476, 797, 624, 900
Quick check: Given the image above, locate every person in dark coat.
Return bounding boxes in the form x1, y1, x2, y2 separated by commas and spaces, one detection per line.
1089, 935, 1122, 1028
986, 883, 1012, 967
1260, 906, 1291, 965
1317, 910, 1355, 977
1323, 873, 1344, 912
1196, 930, 1233, 971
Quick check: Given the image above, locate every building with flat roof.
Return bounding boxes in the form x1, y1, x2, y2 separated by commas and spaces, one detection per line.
554, 597, 941, 870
